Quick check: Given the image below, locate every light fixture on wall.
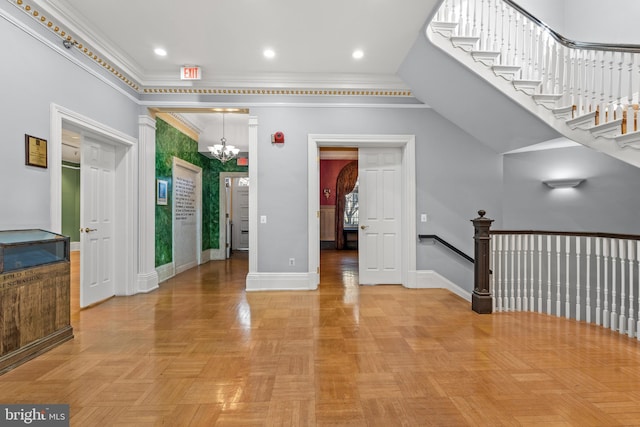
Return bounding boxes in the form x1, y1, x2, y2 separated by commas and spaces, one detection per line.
543, 178, 585, 189
208, 114, 239, 163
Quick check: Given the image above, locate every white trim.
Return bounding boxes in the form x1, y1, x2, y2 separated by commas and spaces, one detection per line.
70, 242, 80, 252
307, 134, 417, 289
141, 101, 430, 109
156, 262, 176, 284
246, 272, 317, 292
247, 116, 259, 279
50, 103, 138, 298
413, 270, 472, 301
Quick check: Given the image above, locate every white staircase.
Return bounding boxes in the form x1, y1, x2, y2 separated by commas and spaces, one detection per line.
427, 0, 640, 167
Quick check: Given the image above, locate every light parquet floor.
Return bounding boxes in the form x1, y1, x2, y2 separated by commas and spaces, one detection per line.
3, 250, 640, 426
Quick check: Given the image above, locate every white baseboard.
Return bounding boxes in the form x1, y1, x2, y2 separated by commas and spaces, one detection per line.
246, 272, 317, 291
207, 248, 226, 261
413, 270, 472, 301
156, 262, 175, 284
70, 242, 80, 252
136, 271, 159, 294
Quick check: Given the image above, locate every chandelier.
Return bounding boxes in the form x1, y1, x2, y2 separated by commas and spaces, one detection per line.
208, 114, 239, 163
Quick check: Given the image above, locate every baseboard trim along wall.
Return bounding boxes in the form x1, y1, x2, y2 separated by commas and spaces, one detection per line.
156, 262, 175, 284
246, 272, 318, 291
412, 270, 471, 301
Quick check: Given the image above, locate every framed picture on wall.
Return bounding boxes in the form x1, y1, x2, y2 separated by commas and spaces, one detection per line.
25, 134, 48, 168
157, 179, 168, 205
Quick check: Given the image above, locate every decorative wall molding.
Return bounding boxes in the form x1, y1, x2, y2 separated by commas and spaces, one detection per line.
413, 270, 472, 301
246, 272, 317, 291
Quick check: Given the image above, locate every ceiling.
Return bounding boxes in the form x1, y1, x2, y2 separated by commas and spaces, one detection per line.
37, 0, 437, 91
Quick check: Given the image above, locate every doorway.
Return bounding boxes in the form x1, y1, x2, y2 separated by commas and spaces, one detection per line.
307, 134, 417, 289
51, 104, 137, 307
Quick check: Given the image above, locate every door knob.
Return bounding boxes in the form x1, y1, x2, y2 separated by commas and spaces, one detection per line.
360, 225, 369, 230
80, 227, 97, 233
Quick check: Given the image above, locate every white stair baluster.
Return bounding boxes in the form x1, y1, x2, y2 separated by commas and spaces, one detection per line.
496, 233, 503, 312
493, 0, 500, 53
575, 236, 581, 321
504, 234, 510, 310
510, 234, 516, 310
546, 235, 552, 315
591, 51, 598, 112
537, 235, 542, 313
479, 0, 486, 51
471, 0, 479, 37
516, 234, 522, 310
565, 235, 571, 319
556, 235, 562, 316
619, 239, 627, 334
599, 51, 606, 125
611, 238, 618, 331
522, 233, 528, 311
603, 238, 610, 328
636, 241, 640, 340
628, 240, 635, 338
596, 237, 602, 326
529, 234, 535, 311
616, 52, 625, 121
585, 237, 592, 323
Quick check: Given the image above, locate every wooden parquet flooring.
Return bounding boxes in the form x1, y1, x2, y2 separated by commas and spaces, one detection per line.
3, 250, 640, 425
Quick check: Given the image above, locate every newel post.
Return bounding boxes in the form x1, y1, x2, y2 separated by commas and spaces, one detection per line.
472, 210, 493, 314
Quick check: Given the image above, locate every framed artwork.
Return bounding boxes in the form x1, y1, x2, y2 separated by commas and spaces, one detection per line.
25, 134, 48, 168
156, 179, 168, 205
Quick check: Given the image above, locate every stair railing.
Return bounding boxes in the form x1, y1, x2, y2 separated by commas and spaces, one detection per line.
490, 230, 640, 339
430, 0, 640, 138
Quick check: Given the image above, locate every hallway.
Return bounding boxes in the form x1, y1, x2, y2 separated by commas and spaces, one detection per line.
2, 251, 640, 425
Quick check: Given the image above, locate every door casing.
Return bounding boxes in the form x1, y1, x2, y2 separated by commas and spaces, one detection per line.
307, 134, 416, 288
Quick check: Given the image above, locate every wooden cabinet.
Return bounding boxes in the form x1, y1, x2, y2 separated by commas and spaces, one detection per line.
0, 230, 73, 374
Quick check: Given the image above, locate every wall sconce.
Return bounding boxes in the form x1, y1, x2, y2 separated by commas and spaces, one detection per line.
323, 188, 331, 199
543, 178, 585, 189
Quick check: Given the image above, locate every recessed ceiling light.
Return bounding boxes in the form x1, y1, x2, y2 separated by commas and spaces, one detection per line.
263, 49, 275, 59
352, 49, 364, 59
154, 48, 167, 57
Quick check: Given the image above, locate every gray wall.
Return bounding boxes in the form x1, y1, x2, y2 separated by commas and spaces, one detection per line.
0, 10, 139, 230
503, 146, 640, 234
251, 106, 504, 290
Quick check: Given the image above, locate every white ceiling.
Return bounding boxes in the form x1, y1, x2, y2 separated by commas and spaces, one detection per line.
38, 0, 437, 90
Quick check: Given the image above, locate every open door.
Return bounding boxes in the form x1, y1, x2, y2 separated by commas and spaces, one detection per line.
79, 137, 116, 307
358, 147, 402, 285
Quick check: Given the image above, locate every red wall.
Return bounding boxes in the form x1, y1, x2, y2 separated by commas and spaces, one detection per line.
320, 160, 353, 206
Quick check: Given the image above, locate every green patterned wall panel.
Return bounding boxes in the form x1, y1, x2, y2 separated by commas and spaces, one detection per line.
155, 118, 248, 267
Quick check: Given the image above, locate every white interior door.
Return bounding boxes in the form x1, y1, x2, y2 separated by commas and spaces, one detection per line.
232, 177, 250, 251
80, 138, 116, 307
358, 147, 402, 285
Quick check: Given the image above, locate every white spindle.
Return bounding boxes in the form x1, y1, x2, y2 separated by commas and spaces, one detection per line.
472, 0, 479, 37
628, 240, 635, 338
565, 236, 570, 319
591, 51, 598, 112
516, 234, 522, 311
603, 238, 610, 328
522, 233, 528, 311
510, 235, 516, 310
504, 234, 510, 310
608, 51, 615, 122
575, 237, 581, 321
596, 237, 602, 326
546, 235, 552, 315
496, 233, 502, 312
537, 235, 542, 313
616, 52, 624, 120
619, 240, 627, 334
599, 51, 606, 125
528, 235, 534, 311
611, 238, 618, 331
479, 0, 486, 51
556, 235, 561, 316
636, 241, 640, 340
586, 237, 592, 323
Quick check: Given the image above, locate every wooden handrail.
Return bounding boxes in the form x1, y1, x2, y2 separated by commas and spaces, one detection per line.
418, 234, 474, 263
491, 230, 640, 241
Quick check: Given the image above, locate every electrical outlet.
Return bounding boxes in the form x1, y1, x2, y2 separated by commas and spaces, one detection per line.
260, 215, 267, 224
421, 214, 428, 222
289, 258, 295, 266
